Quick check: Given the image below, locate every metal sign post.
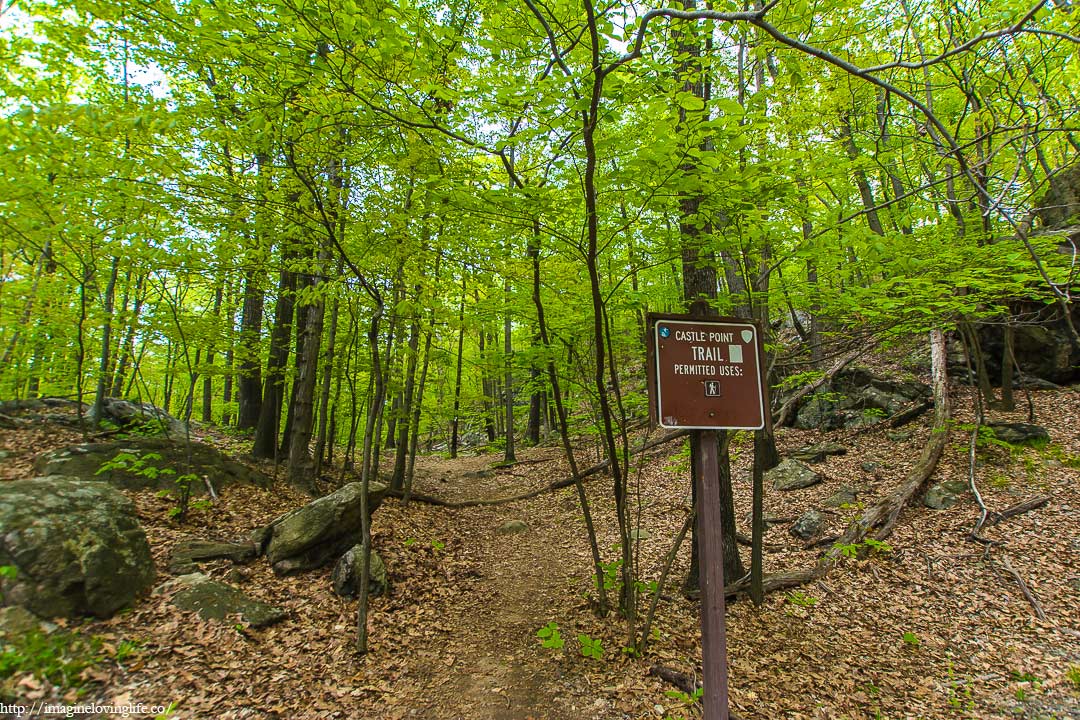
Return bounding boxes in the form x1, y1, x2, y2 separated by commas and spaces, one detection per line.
646, 313, 769, 720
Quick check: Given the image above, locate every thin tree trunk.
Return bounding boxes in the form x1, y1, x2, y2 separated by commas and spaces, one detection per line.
237, 266, 265, 430
450, 276, 467, 458
111, 274, 145, 397
479, 324, 496, 443
999, 317, 1016, 411
404, 282, 437, 502
391, 309, 420, 491
91, 256, 121, 427
286, 254, 326, 496
202, 281, 224, 423
280, 293, 312, 457
503, 276, 516, 464
583, 3, 632, 626
530, 218, 608, 616
356, 298, 386, 656
314, 289, 341, 478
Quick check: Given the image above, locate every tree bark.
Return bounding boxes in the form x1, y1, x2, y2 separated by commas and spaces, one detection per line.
286, 259, 326, 495
236, 265, 265, 430
450, 276, 467, 458
313, 289, 341, 477
253, 246, 297, 459
90, 256, 120, 427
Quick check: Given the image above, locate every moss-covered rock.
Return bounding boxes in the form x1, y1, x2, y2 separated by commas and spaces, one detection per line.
258, 482, 387, 576
33, 437, 270, 493
330, 546, 388, 598
166, 573, 286, 627
0, 477, 155, 619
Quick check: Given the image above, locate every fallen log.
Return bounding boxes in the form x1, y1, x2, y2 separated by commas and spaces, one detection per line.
987, 495, 1051, 526
390, 429, 690, 508
773, 349, 863, 427
727, 329, 951, 598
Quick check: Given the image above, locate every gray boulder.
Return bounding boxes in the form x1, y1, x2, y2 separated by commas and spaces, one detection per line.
258, 481, 388, 576
0, 477, 155, 619
793, 367, 931, 430
165, 573, 286, 627
925, 480, 969, 510
987, 423, 1051, 447
791, 442, 847, 464
33, 437, 271, 493
94, 398, 186, 438
330, 546, 388, 598
768, 459, 824, 491
790, 510, 826, 541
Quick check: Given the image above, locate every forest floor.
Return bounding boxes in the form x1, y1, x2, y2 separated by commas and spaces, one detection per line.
2, 374, 1080, 719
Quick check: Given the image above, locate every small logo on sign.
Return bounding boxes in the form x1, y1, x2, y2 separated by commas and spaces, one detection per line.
658, 326, 671, 338
740, 329, 754, 343
704, 381, 721, 397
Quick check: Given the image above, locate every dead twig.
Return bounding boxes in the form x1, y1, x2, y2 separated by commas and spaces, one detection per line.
998, 555, 1046, 621
987, 495, 1051, 526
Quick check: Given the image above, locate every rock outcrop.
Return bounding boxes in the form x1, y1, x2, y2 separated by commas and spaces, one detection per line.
255, 481, 388, 576
0, 477, 155, 619
164, 573, 286, 627
793, 367, 931, 431
94, 398, 187, 439
33, 437, 271, 493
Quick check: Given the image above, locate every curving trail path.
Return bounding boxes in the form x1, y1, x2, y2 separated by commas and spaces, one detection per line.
378, 450, 608, 720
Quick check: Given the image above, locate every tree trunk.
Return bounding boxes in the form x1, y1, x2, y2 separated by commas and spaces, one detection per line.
280, 292, 312, 457
91, 256, 121, 427
479, 325, 496, 442
583, 3, 632, 625
253, 247, 297, 459
404, 266, 438, 501
355, 296, 386, 656
202, 281, 224, 423
503, 279, 516, 464
450, 276, 467, 458
673, 2, 745, 589
236, 267, 265, 430
286, 259, 326, 496
391, 310, 420, 491
111, 274, 145, 397
313, 289, 341, 478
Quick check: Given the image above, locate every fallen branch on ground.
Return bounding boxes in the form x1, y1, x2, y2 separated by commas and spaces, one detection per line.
997, 555, 1046, 620
647, 665, 698, 696
987, 495, 1051, 526
390, 429, 690, 508
726, 329, 950, 598
773, 349, 863, 427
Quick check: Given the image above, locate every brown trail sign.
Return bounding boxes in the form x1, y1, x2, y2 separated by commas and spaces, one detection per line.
646, 313, 770, 720
647, 315, 766, 430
